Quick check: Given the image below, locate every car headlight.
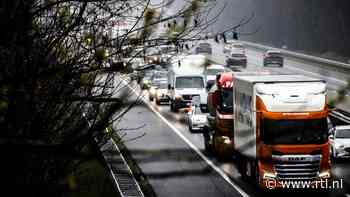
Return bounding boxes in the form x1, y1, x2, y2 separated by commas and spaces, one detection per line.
149, 88, 156, 94
156, 91, 161, 96
175, 94, 182, 100
335, 143, 344, 149
319, 171, 331, 179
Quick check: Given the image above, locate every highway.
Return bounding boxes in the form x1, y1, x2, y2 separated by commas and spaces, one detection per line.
206, 40, 350, 113
108, 1, 350, 196
113, 74, 350, 197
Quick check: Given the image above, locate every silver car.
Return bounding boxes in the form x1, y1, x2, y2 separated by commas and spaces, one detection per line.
186, 102, 208, 132
329, 125, 350, 160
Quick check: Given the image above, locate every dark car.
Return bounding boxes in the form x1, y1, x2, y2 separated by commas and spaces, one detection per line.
195, 43, 212, 55
263, 50, 284, 67
226, 53, 247, 69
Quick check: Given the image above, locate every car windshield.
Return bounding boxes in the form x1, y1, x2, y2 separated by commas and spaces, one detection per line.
199, 43, 210, 47
231, 53, 245, 57
194, 106, 204, 114
158, 83, 168, 89
220, 89, 233, 113
154, 72, 167, 78
268, 52, 281, 57
335, 129, 350, 138
144, 72, 154, 77
175, 77, 204, 89
261, 118, 328, 145
207, 69, 223, 76
233, 45, 244, 48
161, 46, 175, 53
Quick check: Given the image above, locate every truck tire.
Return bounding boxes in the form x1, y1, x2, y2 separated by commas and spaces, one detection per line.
173, 102, 179, 112
203, 132, 212, 153
237, 154, 248, 180
188, 124, 193, 132
170, 101, 175, 112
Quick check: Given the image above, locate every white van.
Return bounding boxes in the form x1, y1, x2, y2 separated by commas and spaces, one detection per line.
168, 54, 208, 112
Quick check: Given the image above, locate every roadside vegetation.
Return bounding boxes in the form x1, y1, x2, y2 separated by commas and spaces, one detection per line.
0, 0, 244, 196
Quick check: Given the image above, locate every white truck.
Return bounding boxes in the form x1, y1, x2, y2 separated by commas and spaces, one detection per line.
168, 54, 208, 112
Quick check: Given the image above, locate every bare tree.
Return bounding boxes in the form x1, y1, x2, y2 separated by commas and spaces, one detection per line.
0, 0, 253, 196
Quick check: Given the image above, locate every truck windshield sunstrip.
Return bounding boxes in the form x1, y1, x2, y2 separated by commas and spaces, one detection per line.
261, 118, 328, 145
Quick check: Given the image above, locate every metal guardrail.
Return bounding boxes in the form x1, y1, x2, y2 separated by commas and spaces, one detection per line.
329, 109, 350, 124
83, 112, 144, 197
240, 40, 350, 70
101, 139, 145, 197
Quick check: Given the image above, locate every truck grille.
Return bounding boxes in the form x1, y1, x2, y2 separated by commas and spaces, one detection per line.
272, 154, 321, 180
182, 94, 199, 101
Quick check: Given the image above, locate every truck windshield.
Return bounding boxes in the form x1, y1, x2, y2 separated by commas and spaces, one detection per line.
175, 77, 204, 89
206, 69, 223, 76
261, 118, 328, 145
220, 89, 233, 113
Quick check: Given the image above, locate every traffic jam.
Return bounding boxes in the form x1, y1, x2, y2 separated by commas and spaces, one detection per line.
128, 40, 350, 191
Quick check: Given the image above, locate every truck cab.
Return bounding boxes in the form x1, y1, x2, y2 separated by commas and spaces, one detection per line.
233, 75, 330, 189
168, 54, 208, 112
206, 72, 235, 157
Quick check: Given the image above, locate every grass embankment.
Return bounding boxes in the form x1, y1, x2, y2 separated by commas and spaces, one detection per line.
68, 159, 121, 197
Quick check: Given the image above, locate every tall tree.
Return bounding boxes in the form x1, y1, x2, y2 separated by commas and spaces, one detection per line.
0, 0, 249, 196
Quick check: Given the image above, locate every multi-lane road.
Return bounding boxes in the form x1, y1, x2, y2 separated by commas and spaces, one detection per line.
113, 71, 350, 197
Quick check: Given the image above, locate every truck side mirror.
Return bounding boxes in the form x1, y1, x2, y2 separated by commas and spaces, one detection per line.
168, 84, 171, 90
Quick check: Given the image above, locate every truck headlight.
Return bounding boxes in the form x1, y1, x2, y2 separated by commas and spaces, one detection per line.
319, 171, 331, 179
263, 172, 276, 179
223, 136, 231, 144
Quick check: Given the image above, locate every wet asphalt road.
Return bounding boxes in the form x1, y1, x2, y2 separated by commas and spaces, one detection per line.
112, 76, 350, 197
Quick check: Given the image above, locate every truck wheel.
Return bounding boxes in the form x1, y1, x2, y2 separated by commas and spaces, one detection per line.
170, 102, 175, 112
237, 155, 248, 180
173, 103, 179, 112
203, 132, 212, 153
188, 124, 193, 132
330, 148, 337, 162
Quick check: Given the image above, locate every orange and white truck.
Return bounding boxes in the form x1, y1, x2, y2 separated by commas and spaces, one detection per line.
233, 75, 330, 189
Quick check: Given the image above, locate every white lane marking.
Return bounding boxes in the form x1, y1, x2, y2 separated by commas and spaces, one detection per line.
121, 78, 249, 197
345, 194, 350, 197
